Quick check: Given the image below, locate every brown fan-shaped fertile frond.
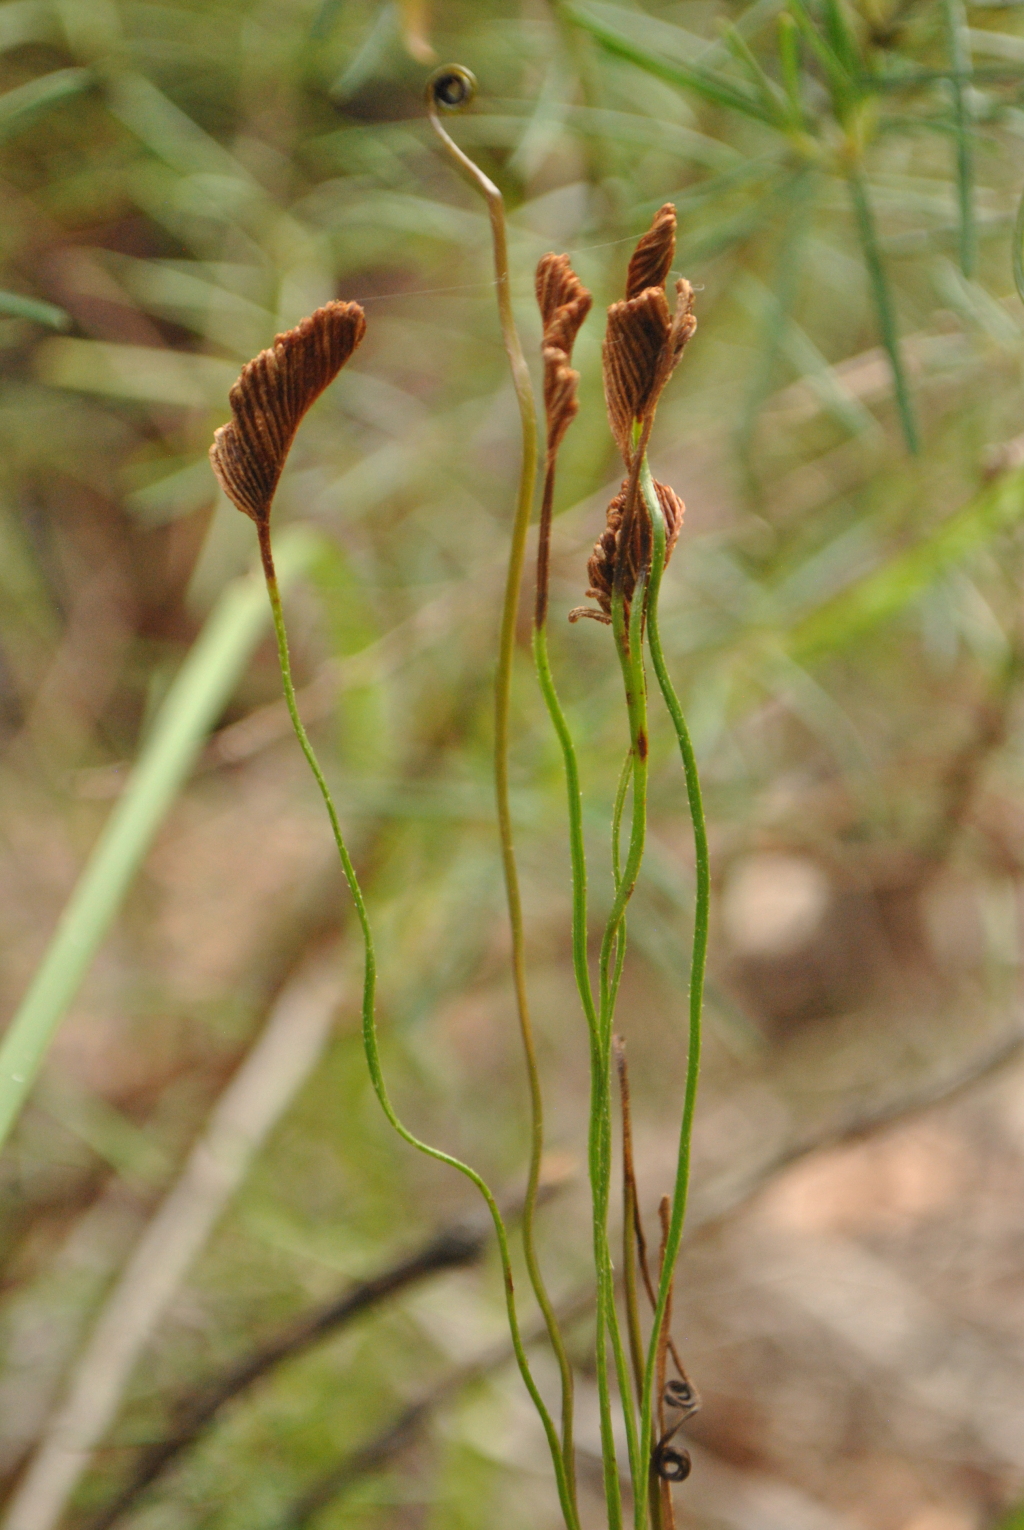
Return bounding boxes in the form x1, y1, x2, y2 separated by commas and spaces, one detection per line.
625, 202, 677, 301
535, 253, 592, 459
210, 301, 366, 527
570, 476, 685, 624
536, 252, 589, 334
574, 207, 695, 627
603, 280, 696, 464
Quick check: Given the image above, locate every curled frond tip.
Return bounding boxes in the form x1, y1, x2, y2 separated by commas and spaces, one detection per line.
426, 64, 476, 113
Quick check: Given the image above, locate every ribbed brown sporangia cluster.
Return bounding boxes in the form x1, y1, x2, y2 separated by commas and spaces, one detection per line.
536, 253, 592, 461
625, 201, 676, 301
604, 203, 695, 464
572, 203, 696, 624
210, 301, 366, 528
534, 253, 592, 629
582, 476, 685, 622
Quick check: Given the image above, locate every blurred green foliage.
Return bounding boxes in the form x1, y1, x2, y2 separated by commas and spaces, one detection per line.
4, 0, 1024, 1526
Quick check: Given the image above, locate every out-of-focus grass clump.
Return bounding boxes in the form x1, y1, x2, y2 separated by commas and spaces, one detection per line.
5, 1, 1024, 1528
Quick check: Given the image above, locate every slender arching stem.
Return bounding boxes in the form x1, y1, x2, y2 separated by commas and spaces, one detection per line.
532, 620, 609, 1500
634, 460, 709, 1515
426, 74, 578, 1517
616, 1041, 645, 1410
609, 747, 631, 1012
254, 526, 579, 1530
532, 457, 597, 1039
599, 584, 649, 1040
612, 748, 631, 889
612, 576, 650, 1524
583, 565, 655, 1530
536, 439, 640, 1520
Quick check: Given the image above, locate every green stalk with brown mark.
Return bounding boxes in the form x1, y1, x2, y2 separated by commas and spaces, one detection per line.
636, 457, 709, 1520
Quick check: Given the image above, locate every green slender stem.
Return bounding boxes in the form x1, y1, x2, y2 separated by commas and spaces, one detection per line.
846, 166, 919, 455
616, 1043, 645, 1412
614, 580, 651, 1530
256, 528, 578, 1530
530, 626, 584, 1478
635, 463, 709, 1515
583, 573, 654, 1530
533, 624, 617, 1511
588, 1019, 621, 1530
599, 583, 649, 1038
590, 738, 626, 1530
618, 1063, 664, 1530
608, 754, 631, 1013
533, 629, 597, 1038
428, 88, 577, 1514
611, 748, 631, 889
534, 457, 641, 1518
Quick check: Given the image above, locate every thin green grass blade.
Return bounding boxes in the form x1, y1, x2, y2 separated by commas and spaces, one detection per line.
0, 290, 70, 328
943, 0, 975, 277
564, 1, 777, 123
786, 0, 856, 116
0, 67, 92, 141
846, 168, 919, 454
721, 25, 790, 126
821, 0, 861, 77
0, 525, 322, 1156
777, 12, 804, 126
786, 466, 1024, 663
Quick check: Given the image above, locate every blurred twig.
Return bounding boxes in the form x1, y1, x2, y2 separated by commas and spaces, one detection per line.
693, 1027, 1024, 1234
2, 946, 347, 1530
279, 1285, 597, 1530
84, 1224, 482, 1530
81, 1178, 570, 1530
250, 1029, 1024, 1529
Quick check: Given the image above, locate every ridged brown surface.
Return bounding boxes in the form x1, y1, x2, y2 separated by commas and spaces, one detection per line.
535, 252, 591, 458
625, 202, 677, 301
575, 476, 685, 622
603, 280, 696, 464
574, 203, 695, 624
210, 301, 366, 526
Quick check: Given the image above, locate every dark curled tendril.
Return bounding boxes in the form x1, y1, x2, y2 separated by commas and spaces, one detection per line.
427, 63, 476, 111
664, 1378, 699, 1419
653, 1443, 692, 1483
651, 1379, 697, 1483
